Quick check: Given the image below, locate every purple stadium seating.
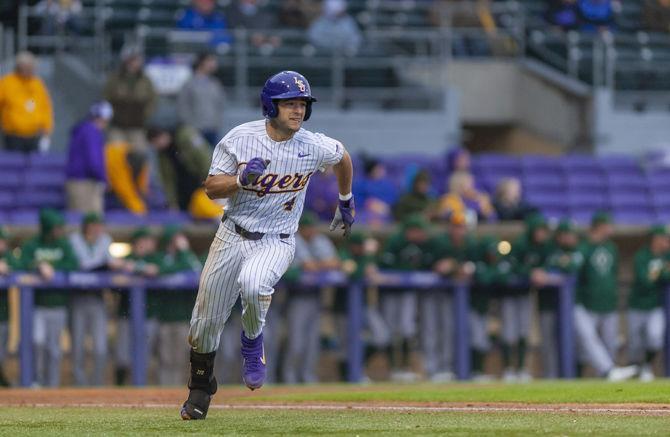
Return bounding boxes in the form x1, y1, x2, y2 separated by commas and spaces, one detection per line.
566, 173, 607, 192
613, 208, 655, 225
28, 152, 67, 169
568, 192, 609, 209
0, 151, 27, 169
560, 155, 602, 173
25, 172, 67, 188
609, 192, 651, 209
0, 191, 14, 208
9, 210, 39, 226
0, 211, 8, 225
523, 174, 565, 192
0, 171, 23, 188
15, 191, 64, 209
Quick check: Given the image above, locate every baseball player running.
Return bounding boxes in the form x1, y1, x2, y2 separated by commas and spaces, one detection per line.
181, 71, 354, 420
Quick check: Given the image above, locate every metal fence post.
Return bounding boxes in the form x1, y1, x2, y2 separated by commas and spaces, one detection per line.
346, 280, 364, 383
130, 285, 147, 386
19, 285, 35, 387
558, 276, 576, 378
453, 281, 470, 380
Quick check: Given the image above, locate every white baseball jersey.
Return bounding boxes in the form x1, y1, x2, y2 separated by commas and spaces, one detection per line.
209, 119, 344, 234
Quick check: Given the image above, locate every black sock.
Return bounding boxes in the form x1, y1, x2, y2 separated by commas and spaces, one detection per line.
645, 350, 658, 365
401, 338, 411, 369
501, 343, 513, 369
188, 350, 218, 394
471, 350, 484, 374
0, 366, 8, 387
115, 367, 128, 386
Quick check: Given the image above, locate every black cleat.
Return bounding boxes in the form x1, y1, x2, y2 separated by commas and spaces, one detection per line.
180, 389, 212, 420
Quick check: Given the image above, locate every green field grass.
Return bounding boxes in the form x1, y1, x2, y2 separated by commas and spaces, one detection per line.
243, 380, 670, 404
3, 381, 670, 436
3, 407, 670, 436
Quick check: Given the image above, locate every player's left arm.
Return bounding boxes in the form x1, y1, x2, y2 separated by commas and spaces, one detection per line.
330, 149, 355, 237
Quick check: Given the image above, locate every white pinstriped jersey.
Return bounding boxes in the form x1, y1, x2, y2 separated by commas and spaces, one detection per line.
210, 119, 344, 234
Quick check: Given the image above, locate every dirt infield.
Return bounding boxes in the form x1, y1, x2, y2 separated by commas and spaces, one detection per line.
2, 388, 670, 416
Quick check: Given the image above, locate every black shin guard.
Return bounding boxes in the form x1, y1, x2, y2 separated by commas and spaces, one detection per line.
182, 350, 217, 420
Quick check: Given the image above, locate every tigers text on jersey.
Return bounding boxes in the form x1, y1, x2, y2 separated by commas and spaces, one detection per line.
209, 119, 344, 234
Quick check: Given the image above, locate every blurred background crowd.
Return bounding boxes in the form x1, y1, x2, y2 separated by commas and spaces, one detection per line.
0, 0, 669, 386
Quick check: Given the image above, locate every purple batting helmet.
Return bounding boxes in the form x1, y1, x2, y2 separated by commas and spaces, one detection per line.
261, 71, 317, 121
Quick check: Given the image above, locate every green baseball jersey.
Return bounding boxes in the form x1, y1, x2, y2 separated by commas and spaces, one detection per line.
118, 252, 163, 318
472, 253, 516, 314
20, 236, 78, 307
433, 234, 480, 268
378, 232, 437, 271
538, 242, 584, 311
0, 249, 18, 322
576, 239, 619, 313
153, 249, 201, 322
628, 246, 670, 311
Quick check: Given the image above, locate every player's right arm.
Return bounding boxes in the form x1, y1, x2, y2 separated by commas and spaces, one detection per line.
203, 174, 239, 199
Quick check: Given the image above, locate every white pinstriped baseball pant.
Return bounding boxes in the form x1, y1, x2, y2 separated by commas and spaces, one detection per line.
188, 219, 295, 353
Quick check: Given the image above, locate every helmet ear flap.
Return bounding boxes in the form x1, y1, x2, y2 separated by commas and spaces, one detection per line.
261, 93, 279, 118
304, 101, 312, 121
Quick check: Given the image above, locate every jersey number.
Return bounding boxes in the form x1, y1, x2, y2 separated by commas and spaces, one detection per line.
283, 196, 297, 211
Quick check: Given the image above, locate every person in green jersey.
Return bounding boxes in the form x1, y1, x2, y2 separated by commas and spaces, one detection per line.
627, 225, 670, 382
503, 212, 551, 382
0, 227, 18, 386
114, 227, 161, 385
533, 219, 583, 378
574, 211, 637, 381
20, 208, 79, 387
423, 211, 478, 381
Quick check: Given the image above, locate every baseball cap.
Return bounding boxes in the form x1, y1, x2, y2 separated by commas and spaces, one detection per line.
131, 227, 152, 242
402, 214, 428, 230
649, 224, 669, 237
300, 212, 319, 227
89, 101, 113, 120
591, 211, 612, 226
556, 219, 575, 234
83, 212, 103, 226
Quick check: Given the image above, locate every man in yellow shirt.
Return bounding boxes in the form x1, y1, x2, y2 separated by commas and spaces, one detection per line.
0, 51, 53, 153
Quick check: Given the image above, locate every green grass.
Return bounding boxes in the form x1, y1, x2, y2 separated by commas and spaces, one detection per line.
240, 380, 670, 404
2, 407, 670, 436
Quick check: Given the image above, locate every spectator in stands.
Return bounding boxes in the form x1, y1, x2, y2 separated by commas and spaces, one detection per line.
353, 158, 398, 225
226, 0, 281, 50
0, 51, 53, 153
493, 177, 536, 221
577, 0, 617, 32
177, 53, 226, 147
379, 214, 430, 382
114, 227, 160, 385
151, 225, 202, 385
65, 101, 113, 215
534, 219, 583, 379
0, 227, 17, 387
546, 0, 581, 30
69, 212, 122, 386
305, 166, 339, 220
307, 0, 363, 56
574, 211, 637, 381
20, 208, 78, 387
428, 0, 496, 56
424, 212, 478, 381
393, 170, 434, 222
104, 46, 156, 154
279, 0, 321, 29
643, 0, 670, 33
435, 171, 495, 225
105, 138, 150, 216
36, 0, 83, 36
627, 225, 670, 382
147, 125, 223, 219
176, 0, 233, 49
283, 212, 341, 384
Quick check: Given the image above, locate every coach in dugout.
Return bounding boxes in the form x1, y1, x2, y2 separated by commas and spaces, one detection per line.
0, 51, 54, 153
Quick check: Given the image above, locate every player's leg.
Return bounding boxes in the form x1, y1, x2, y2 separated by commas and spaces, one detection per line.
90, 296, 108, 386
282, 291, 304, 384
516, 294, 532, 380
0, 321, 9, 386
437, 292, 454, 379
182, 232, 246, 419
45, 308, 67, 387
469, 310, 490, 378
419, 291, 439, 378
237, 236, 295, 389
539, 310, 558, 378
398, 291, 418, 377
600, 311, 620, 361
500, 296, 518, 380
574, 305, 613, 376
641, 308, 665, 380
302, 295, 322, 383
70, 296, 87, 385
626, 310, 646, 365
